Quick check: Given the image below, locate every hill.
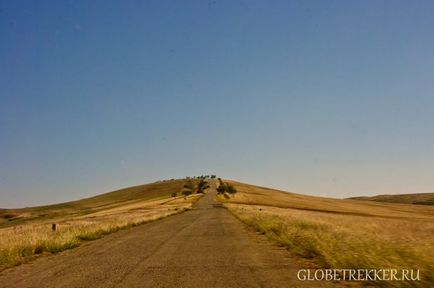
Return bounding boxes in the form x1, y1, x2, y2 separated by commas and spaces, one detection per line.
0, 178, 205, 270
348, 192, 434, 205
219, 180, 434, 287
219, 180, 434, 218
0, 179, 189, 227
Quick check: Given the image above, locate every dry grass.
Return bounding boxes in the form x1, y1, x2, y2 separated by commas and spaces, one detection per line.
221, 181, 434, 288
350, 193, 434, 205
0, 179, 189, 227
0, 180, 203, 271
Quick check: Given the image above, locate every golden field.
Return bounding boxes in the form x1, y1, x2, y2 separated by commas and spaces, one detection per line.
219, 181, 434, 288
0, 179, 202, 270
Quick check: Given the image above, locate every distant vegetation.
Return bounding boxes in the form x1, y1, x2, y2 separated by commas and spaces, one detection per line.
216, 179, 237, 195
197, 179, 210, 193
185, 175, 216, 180
181, 180, 195, 197
180, 176, 214, 197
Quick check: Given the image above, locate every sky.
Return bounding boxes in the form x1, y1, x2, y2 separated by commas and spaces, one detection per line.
1, 0, 434, 208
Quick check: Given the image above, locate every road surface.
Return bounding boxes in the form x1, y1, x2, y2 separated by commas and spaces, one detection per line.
0, 181, 337, 288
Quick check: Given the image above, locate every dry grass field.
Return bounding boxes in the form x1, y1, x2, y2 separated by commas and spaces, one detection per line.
219, 181, 434, 288
0, 179, 203, 270
349, 193, 434, 205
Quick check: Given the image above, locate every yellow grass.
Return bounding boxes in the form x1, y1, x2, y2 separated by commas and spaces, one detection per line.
0, 180, 204, 270
0, 179, 190, 227
221, 181, 434, 288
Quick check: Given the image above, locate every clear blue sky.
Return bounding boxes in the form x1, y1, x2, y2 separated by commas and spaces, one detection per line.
1, 1, 434, 208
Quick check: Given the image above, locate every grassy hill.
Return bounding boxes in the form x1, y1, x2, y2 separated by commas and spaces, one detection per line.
220, 180, 434, 218
349, 192, 434, 205
0, 179, 188, 228
219, 180, 434, 287
0, 178, 204, 270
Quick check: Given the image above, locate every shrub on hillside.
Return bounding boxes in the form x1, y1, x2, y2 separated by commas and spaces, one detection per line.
197, 179, 210, 193
182, 190, 192, 196
216, 180, 237, 195
226, 185, 237, 194
217, 184, 226, 194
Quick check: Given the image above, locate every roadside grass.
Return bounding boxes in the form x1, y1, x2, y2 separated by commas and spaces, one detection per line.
0, 183, 203, 271
220, 181, 434, 288
226, 204, 434, 288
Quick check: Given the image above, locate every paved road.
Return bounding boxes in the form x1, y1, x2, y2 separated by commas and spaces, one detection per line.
0, 181, 334, 288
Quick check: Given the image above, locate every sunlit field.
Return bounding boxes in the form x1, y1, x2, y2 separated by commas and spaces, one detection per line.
220, 181, 434, 288
0, 179, 203, 270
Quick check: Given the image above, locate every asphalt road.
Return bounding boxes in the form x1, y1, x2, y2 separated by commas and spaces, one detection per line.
0, 181, 336, 288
